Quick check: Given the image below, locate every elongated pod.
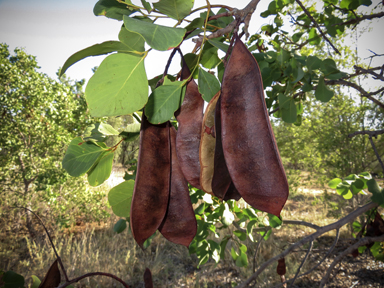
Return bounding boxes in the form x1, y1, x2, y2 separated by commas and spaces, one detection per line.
130, 115, 170, 247
158, 125, 197, 246
220, 36, 289, 216
175, 61, 204, 189
212, 94, 241, 200
199, 91, 220, 194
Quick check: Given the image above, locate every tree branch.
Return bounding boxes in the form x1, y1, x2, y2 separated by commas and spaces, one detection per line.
348, 129, 384, 138
354, 65, 384, 81
325, 79, 384, 109
332, 11, 384, 27
235, 202, 378, 288
368, 136, 384, 173
57, 272, 130, 288
319, 234, 384, 287
289, 241, 313, 288
294, 0, 341, 55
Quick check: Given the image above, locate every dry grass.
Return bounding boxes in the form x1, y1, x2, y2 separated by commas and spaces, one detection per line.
1, 176, 382, 287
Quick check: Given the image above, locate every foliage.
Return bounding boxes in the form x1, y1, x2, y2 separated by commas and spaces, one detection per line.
55, 0, 384, 271
0, 44, 109, 232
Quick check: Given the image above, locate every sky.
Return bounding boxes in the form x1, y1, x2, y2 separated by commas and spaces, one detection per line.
0, 0, 383, 86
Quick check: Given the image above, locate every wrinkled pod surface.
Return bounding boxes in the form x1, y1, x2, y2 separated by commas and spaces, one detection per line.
158, 125, 197, 246
130, 114, 170, 248
220, 35, 289, 216
175, 61, 204, 190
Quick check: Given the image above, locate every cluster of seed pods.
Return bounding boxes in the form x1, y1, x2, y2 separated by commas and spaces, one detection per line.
130, 35, 289, 247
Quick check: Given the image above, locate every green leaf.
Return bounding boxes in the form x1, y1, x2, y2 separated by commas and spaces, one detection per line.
233, 230, 247, 241
236, 249, 248, 267
84, 123, 108, 142
141, 0, 152, 12
97, 122, 120, 135
268, 214, 282, 228
108, 180, 135, 217
185, 17, 204, 31
220, 237, 229, 259
118, 26, 146, 51
321, 59, 339, 75
207, 39, 229, 53
123, 16, 186, 51
308, 28, 321, 45
62, 137, 106, 177
306, 56, 322, 71
119, 131, 140, 142
87, 151, 114, 186
198, 68, 221, 102
31, 275, 41, 288
260, 229, 272, 240
367, 179, 384, 207
200, 42, 221, 69
94, 0, 137, 20
328, 178, 342, 189
3, 271, 24, 288
85, 53, 148, 117
231, 247, 238, 260
292, 32, 304, 42
145, 79, 186, 124
153, 0, 194, 21
336, 182, 353, 199
113, 219, 127, 233
197, 253, 209, 267
278, 94, 297, 123
359, 172, 372, 180
183, 53, 199, 78
60, 40, 142, 76
315, 76, 334, 102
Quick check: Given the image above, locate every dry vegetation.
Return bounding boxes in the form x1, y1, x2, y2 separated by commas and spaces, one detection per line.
1, 175, 383, 288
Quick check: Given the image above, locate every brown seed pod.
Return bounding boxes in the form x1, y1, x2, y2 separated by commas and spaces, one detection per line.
199, 91, 221, 194
144, 268, 153, 288
38, 260, 60, 288
212, 93, 241, 201
158, 125, 197, 247
175, 61, 204, 189
220, 35, 289, 216
130, 115, 170, 248
276, 258, 286, 276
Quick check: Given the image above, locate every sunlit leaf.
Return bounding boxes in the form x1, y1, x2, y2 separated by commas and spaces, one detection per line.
94, 0, 137, 20
123, 16, 186, 51
85, 53, 148, 117
153, 0, 194, 21
62, 137, 106, 177
108, 180, 135, 217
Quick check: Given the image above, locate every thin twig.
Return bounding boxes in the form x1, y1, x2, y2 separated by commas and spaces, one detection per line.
289, 241, 313, 288
331, 11, 384, 27
369, 136, 384, 173
294, 0, 341, 55
235, 202, 378, 288
354, 65, 384, 81
319, 234, 384, 287
253, 235, 263, 273
57, 272, 130, 288
12, 207, 69, 282
155, 48, 180, 89
348, 129, 384, 138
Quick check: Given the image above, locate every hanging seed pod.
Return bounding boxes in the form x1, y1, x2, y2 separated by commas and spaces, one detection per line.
130, 115, 170, 248
158, 125, 197, 246
144, 268, 153, 288
199, 91, 220, 194
175, 61, 204, 189
212, 94, 241, 201
276, 258, 286, 276
38, 260, 61, 288
220, 35, 289, 216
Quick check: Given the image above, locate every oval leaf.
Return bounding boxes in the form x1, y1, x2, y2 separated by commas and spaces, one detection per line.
85, 53, 148, 117
113, 219, 127, 233
62, 137, 106, 177
145, 80, 186, 124
153, 0, 194, 21
87, 151, 114, 187
123, 16, 186, 51
198, 68, 221, 102
108, 180, 135, 217
315, 76, 334, 102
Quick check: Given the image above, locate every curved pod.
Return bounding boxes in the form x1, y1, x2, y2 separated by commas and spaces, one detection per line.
159, 125, 197, 246
220, 36, 289, 216
199, 91, 221, 194
130, 115, 170, 247
175, 62, 204, 189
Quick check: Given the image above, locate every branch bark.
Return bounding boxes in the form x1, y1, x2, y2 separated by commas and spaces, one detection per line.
235, 202, 378, 288
319, 234, 384, 287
